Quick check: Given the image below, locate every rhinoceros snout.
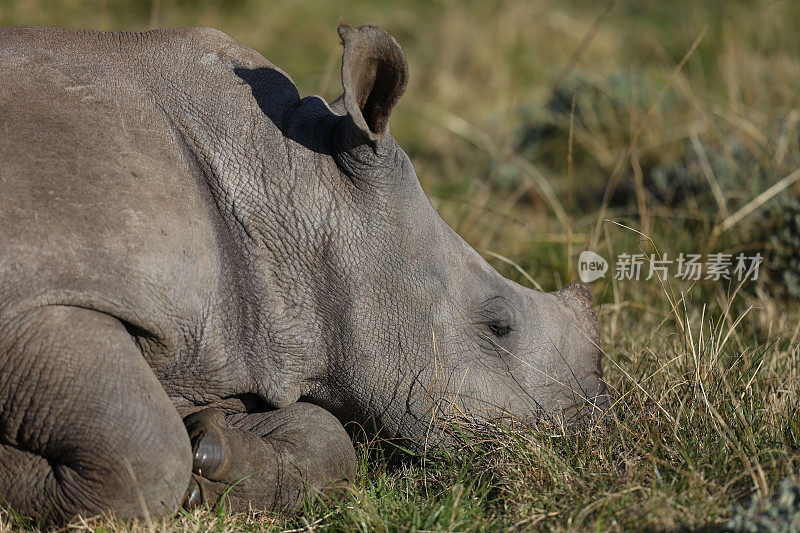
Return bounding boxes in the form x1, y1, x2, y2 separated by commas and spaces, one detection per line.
543, 281, 611, 424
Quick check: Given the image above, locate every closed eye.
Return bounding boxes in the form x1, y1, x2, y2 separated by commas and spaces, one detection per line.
487, 322, 512, 338
475, 295, 515, 340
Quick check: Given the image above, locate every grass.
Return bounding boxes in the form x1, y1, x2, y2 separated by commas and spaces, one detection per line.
1, 0, 800, 530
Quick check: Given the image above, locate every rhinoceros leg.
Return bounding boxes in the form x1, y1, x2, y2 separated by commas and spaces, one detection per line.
0, 306, 193, 524
182, 403, 357, 512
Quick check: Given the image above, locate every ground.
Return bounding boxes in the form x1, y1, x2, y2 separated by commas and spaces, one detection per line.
0, 0, 799, 531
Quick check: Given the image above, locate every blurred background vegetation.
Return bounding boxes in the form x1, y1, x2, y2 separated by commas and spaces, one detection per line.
2, 0, 799, 300
2, 1, 800, 531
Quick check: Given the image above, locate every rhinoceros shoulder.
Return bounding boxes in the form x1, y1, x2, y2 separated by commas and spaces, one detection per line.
0, 27, 247, 337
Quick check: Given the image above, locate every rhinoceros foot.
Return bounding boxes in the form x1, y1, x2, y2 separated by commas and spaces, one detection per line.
181, 403, 357, 513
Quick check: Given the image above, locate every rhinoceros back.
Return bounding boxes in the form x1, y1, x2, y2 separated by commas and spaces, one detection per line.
0, 27, 228, 327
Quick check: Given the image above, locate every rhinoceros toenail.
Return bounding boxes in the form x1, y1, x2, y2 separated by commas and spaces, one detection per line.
182, 479, 202, 510
193, 430, 223, 474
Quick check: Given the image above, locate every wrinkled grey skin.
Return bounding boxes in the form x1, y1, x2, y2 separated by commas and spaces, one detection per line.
0, 24, 608, 524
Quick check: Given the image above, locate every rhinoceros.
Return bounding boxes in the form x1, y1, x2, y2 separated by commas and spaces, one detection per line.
0, 23, 608, 523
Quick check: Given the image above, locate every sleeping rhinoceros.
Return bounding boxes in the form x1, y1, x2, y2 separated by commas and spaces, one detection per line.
0, 23, 608, 523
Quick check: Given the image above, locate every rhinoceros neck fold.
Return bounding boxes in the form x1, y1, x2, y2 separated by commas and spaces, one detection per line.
136, 30, 336, 407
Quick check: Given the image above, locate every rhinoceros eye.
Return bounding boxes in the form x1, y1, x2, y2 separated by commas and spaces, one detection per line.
476, 296, 515, 340
487, 322, 512, 338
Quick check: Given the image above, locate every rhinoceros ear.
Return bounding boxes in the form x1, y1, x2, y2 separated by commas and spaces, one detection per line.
337, 24, 408, 142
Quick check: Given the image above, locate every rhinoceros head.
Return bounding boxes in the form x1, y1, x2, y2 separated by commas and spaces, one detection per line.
287, 25, 609, 445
